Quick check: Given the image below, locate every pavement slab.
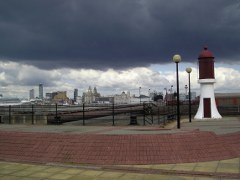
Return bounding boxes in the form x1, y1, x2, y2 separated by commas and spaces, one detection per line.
0, 160, 239, 180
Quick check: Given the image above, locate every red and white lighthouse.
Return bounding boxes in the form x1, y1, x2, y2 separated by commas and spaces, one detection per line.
194, 47, 222, 119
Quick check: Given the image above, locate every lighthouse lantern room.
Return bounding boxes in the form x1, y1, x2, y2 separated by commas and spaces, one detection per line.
194, 47, 222, 120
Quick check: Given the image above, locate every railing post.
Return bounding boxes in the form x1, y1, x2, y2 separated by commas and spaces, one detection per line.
163, 106, 166, 125
151, 103, 153, 124
54, 103, 61, 124
143, 103, 145, 125
32, 104, 34, 125
112, 102, 115, 126
55, 103, 58, 118
82, 103, 85, 125
9, 105, 11, 124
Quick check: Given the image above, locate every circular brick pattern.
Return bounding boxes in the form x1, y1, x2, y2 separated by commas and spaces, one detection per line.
0, 131, 239, 165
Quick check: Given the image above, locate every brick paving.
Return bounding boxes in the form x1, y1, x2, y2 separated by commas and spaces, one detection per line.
0, 130, 239, 165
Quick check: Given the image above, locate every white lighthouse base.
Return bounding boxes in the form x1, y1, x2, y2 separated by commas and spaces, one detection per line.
194, 79, 222, 120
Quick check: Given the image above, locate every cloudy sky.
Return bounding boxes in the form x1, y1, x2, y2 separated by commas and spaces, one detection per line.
0, 0, 239, 99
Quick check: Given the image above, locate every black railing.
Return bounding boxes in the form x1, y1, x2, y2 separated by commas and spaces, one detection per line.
0, 104, 239, 126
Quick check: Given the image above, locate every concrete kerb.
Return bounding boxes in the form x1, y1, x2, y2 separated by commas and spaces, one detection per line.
47, 159, 240, 179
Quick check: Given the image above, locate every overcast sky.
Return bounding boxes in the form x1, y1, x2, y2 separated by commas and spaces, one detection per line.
0, 0, 239, 98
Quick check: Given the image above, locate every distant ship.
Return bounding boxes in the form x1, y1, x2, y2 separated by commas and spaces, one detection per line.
0, 97, 28, 106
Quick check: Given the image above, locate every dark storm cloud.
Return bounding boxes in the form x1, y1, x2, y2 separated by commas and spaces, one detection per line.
0, 0, 239, 70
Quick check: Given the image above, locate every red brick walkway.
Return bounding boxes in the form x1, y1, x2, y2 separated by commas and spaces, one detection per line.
0, 131, 239, 165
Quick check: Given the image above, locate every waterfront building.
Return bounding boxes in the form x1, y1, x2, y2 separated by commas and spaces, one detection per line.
179, 92, 196, 101
76, 96, 82, 104
45, 93, 52, 100
74, 89, 78, 102
187, 92, 196, 101
215, 93, 240, 106
0, 97, 21, 106
39, 84, 43, 99
29, 89, 34, 100
52, 91, 69, 104
82, 86, 100, 104
165, 93, 175, 104
95, 97, 114, 104
179, 93, 186, 101
114, 91, 131, 104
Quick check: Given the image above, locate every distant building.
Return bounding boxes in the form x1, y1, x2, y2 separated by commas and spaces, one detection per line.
188, 92, 197, 101
45, 93, 52, 100
39, 84, 43, 99
95, 97, 114, 104
74, 89, 78, 102
215, 93, 240, 106
76, 96, 82, 104
29, 89, 34, 100
114, 91, 131, 104
0, 97, 21, 105
165, 92, 196, 105
82, 86, 100, 104
152, 91, 163, 102
180, 92, 197, 101
179, 93, 186, 101
165, 93, 175, 105
52, 91, 69, 104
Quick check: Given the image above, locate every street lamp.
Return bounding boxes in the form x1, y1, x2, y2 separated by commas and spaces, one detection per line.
186, 67, 192, 122
173, 54, 181, 129
139, 87, 141, 104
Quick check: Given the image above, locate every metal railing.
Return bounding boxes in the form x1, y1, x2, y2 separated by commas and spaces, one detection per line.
0, 103, 239, 126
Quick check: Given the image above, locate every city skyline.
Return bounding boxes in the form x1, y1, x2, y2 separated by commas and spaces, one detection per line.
0, 1, 239, 98
0, 61, 239, 99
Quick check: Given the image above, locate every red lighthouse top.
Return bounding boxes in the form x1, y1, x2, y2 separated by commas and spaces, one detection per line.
198, 46, 215, 79
198, 47, 214, 59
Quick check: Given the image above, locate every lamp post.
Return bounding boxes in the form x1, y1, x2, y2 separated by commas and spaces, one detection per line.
173, 54, 181, 129
139, 87, 141, 104
186, 67, 192, 122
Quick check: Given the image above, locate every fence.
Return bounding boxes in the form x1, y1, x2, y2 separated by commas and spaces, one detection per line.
0, 103, 239, 126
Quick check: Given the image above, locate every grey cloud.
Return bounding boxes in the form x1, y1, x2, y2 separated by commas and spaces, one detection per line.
0, 0, 239, 70
0, 62, 58, 87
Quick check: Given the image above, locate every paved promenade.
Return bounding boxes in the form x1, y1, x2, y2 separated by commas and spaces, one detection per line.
0, 116, 239, 179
